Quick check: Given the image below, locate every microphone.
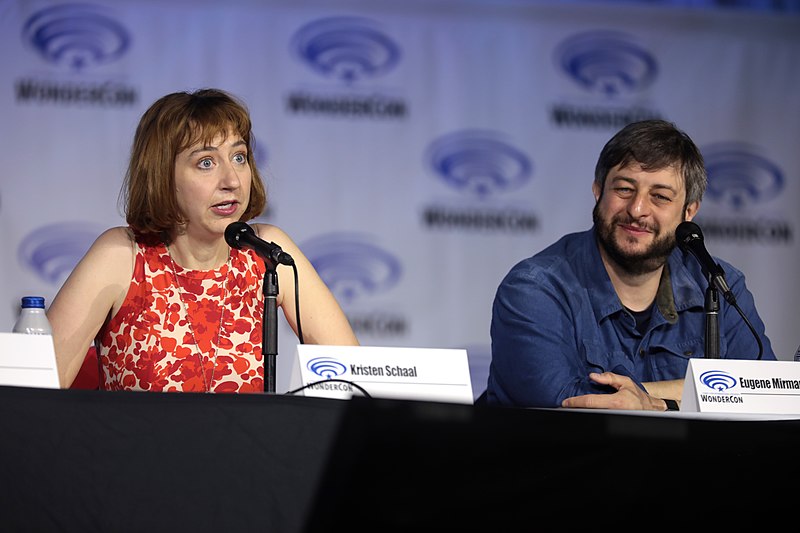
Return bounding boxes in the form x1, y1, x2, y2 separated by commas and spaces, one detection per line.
675, 221, 735, 304
225, 222, 294, 266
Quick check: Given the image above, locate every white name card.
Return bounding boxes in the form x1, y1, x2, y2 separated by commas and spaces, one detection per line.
681, 358, 800, 414
0, 333, 60, 389
288, 344, 474, 404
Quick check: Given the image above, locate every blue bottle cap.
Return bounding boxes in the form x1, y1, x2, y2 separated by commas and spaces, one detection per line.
20, 296, 46, 309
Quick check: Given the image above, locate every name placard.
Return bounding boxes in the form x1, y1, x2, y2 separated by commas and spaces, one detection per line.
681, 358, 800, 414
288, 345, 473, 404
0, 333, 60, 389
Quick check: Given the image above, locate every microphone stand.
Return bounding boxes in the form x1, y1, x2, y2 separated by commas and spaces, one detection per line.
704, 275, 720, 359
262, 260, 279, 394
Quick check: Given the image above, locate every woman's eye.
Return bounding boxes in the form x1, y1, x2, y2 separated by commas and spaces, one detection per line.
233, 153, 247, 164
198, 158, 213, 169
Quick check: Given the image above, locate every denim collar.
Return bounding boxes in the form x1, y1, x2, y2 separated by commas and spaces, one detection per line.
585, 226, 705, 326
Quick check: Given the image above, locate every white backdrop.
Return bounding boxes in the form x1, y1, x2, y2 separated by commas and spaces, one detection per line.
1, 0, 798, 396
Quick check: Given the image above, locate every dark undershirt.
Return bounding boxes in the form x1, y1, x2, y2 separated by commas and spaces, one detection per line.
626, 304, 654, 335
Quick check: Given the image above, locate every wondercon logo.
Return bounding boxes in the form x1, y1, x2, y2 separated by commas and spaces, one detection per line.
302, 233, 402, 305
555, 31, 658, 97
19, 221, 101, 284
307, 357, 347, 379
702, 143, 784, 210
426, 130, 532, 199
291, 16, 401, 83
699, 370, 737, 392
22, 3, 131, 71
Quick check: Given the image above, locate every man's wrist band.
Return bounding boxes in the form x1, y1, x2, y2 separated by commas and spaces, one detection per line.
663, 398, 679, 411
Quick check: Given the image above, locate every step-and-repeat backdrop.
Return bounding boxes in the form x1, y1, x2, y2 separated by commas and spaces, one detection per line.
1, 0, 798, 395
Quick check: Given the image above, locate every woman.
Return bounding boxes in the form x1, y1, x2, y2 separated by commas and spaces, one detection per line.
47, 88, 359, 392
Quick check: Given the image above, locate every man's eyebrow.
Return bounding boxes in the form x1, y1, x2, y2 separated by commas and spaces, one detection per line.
610, 175, 678, 192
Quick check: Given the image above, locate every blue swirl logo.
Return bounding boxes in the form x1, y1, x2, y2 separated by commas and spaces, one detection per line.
699, 370, 738, 392
426, 130, 532, 199
18, 222, 101, 284
22, 3, 131, 71
291, 16, 401, 83
555, 31, 658, 96
702, 143, 784, 210
307, 357, 348, 379
302, 233, 402, 305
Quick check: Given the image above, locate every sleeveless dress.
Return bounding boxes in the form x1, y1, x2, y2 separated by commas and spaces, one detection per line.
96, 238, 267, 393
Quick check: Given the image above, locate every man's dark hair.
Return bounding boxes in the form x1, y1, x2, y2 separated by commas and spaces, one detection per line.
594, 119, 706, 207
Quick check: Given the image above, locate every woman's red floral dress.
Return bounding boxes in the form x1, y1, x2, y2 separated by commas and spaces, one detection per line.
97, 239, 266, 393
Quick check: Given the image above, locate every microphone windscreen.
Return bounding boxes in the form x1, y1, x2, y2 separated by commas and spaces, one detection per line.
675, 220, 703, 248
224, 221, 250, 249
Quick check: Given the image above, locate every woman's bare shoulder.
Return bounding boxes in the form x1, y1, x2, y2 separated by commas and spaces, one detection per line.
82, 226, 136, 265
252, 222, 291, 241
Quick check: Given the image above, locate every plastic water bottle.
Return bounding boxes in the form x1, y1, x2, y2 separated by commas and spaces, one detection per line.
12, 296, 52, 335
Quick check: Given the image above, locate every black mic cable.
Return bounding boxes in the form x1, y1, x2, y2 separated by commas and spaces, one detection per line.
291, 262, 304, 344
285, 378, 372, 397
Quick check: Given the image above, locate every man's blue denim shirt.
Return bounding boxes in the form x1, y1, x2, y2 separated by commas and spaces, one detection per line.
487, 226, 775, 408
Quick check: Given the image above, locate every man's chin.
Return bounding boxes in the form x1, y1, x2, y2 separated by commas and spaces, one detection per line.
611, 250, 667, 275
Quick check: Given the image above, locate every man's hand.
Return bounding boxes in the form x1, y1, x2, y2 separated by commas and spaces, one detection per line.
561, 372, 667, 411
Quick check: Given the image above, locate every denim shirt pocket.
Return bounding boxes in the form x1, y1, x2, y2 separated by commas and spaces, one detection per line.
581, 338, 632, 376
649, 337, 704, 381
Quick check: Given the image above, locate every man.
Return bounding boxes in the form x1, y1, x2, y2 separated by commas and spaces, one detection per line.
487, 119, 774, 410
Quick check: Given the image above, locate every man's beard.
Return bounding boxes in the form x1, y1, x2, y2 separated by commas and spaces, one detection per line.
592, 203, 676, 276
